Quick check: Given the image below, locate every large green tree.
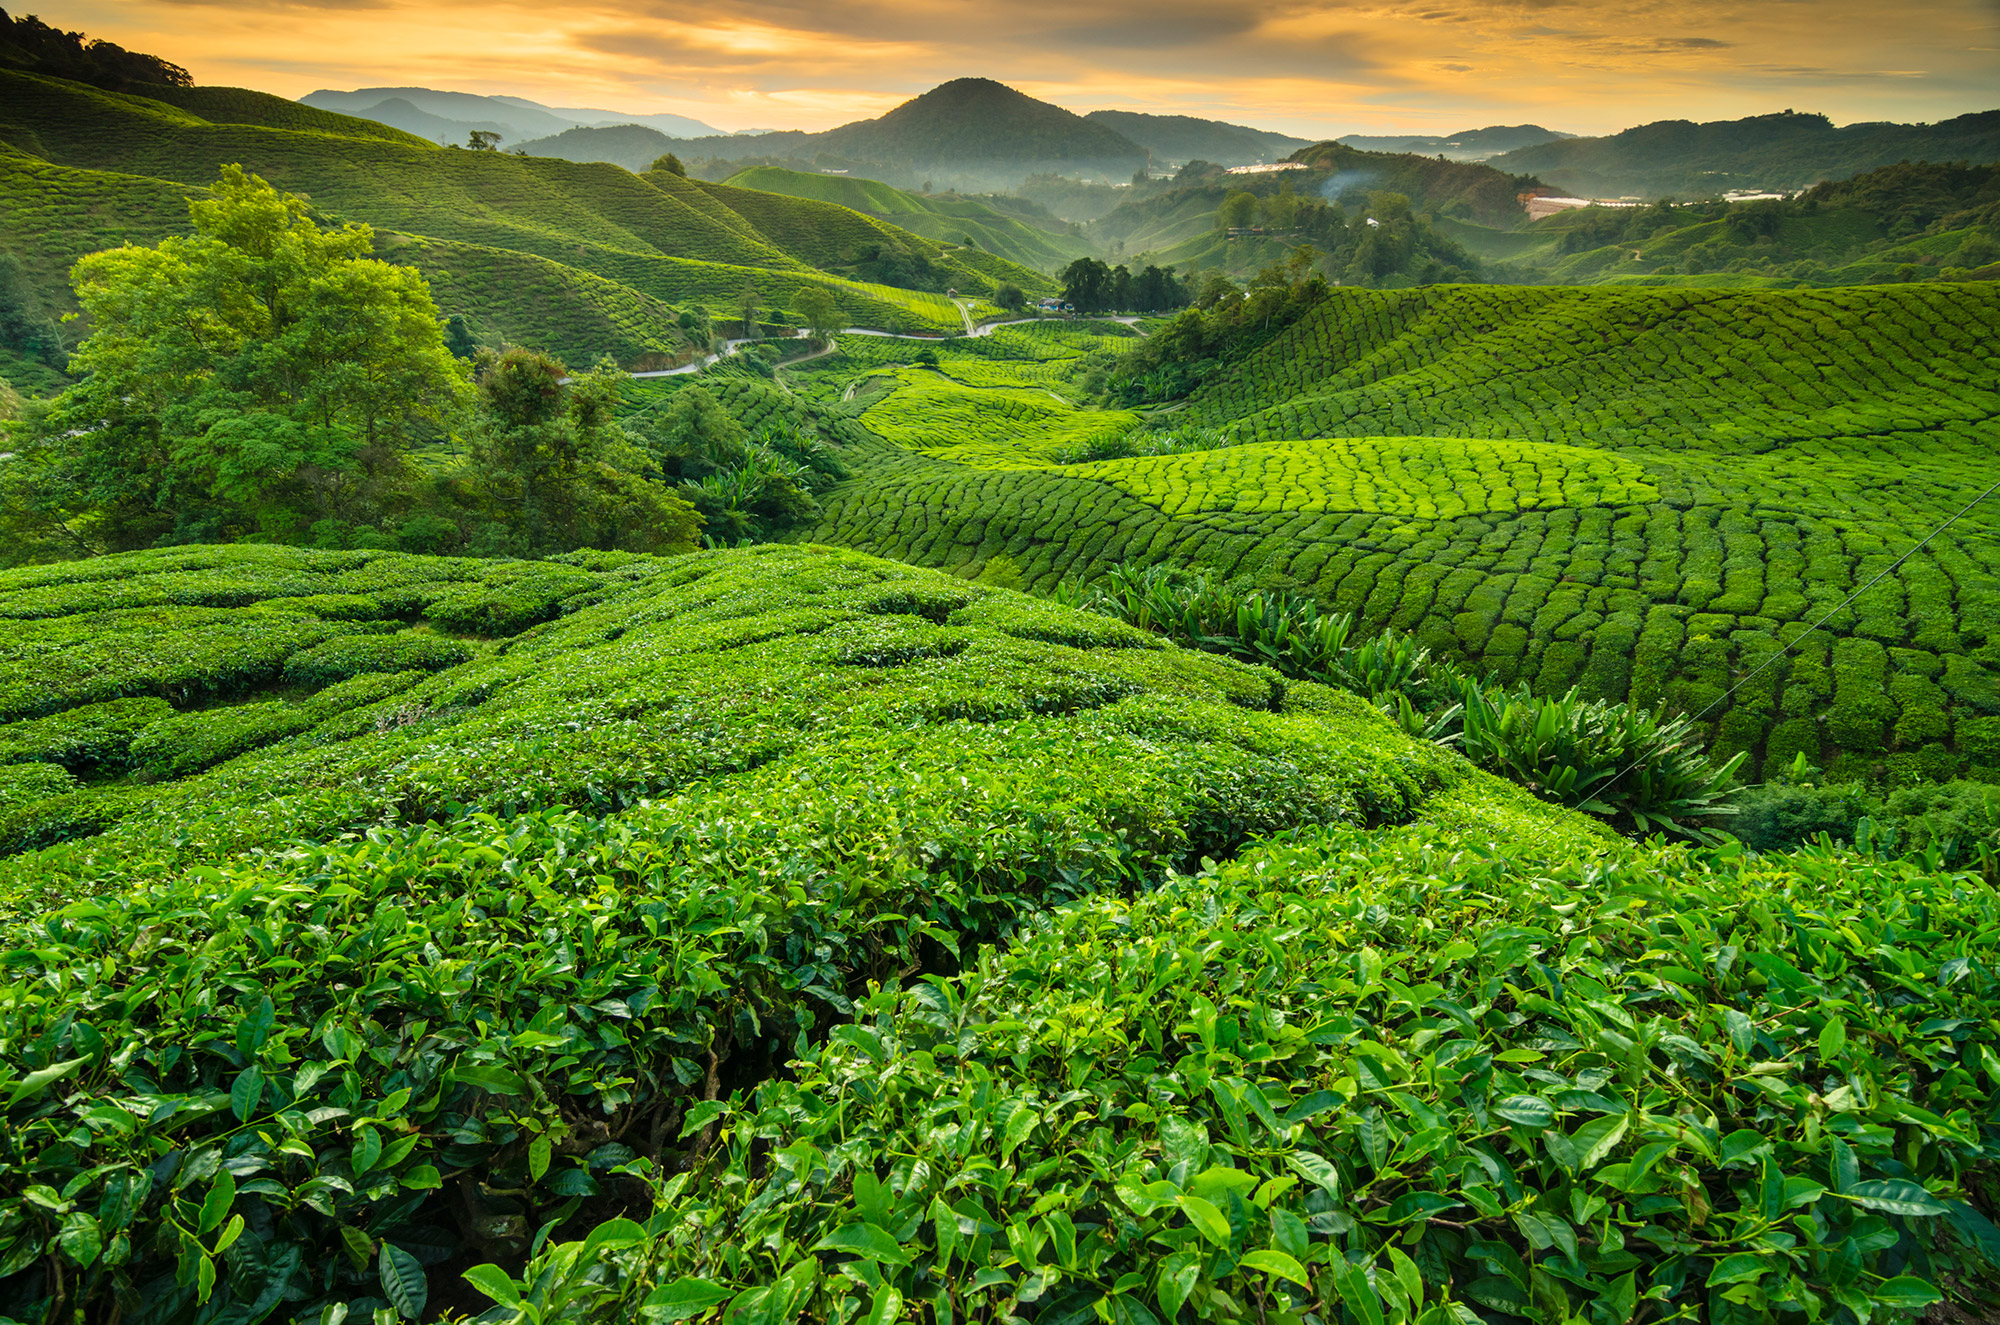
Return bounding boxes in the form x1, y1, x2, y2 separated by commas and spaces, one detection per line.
452, 350, 703, 557
5, 165, 468, 553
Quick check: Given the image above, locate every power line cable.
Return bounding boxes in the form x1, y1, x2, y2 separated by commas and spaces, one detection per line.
1592, 473, 2000, 809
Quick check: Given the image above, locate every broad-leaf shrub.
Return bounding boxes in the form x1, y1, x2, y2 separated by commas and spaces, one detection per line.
507, 828, 2000, 1324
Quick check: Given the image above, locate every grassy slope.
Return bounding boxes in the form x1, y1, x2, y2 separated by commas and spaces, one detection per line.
797, 284, 2000, 784
1491, 108, 2000, 200
724, 166, 1093, 273
0, 71, 1050, 364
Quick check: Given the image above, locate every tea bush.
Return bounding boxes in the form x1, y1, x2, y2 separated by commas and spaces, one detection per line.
0, 696, 174, 770
0, 543, 1601, 1323
459, 826, 2000, 1325
280, 633, 473, 689
798, 283, 2000, 784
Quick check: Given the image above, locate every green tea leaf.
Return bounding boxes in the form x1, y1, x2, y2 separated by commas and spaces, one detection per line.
198, 1172, 235, 1236
230, 1065, 263, 1122
462, 1264, 523, 1307
1492, 1095, 1553, 1128
379, 1242, 428, 1320
1873, 1275, 1944, 1308
813, 1223, 914, 1266
1707, 1253, 1767, 1286
1240, 1248, 1310, 1288
641, 1278, 733, 1322
1176, 1193, 1231, 1248
1844, 1179, 1949, 1216
7, 1057, 86, 1108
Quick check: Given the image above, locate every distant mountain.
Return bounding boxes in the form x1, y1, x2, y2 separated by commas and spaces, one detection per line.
1491, 109, 2000, 199
334, 96, 515, 146
486, 95, 724, 140
1082, 110, 1310, 167
723, 166, 1095, 273
300, 87, 725, 147
516, 78, 1149, 193
1337, 125, 1572, 162
814, 79, 1144, 171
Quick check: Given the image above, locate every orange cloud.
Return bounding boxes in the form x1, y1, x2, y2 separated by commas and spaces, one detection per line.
56, 0, 2000, 135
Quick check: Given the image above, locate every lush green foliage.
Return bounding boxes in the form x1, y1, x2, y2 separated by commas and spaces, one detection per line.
1489, 108, 2000, 202
1076, 562, 1744, 839
0, 542, 1587, 1322
800, 283, 2000, 786
6, 166, 466, 551
0, 174, 710, 564
478, 828, 2000, 1324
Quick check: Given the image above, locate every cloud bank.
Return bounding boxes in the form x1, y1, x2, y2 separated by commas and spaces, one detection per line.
60, 0, 2000, 136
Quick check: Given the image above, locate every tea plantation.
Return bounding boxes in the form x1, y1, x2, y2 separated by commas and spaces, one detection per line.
0, 70, 1049, 366
797, 283, 2000, 785
6, 543, 2000, 1323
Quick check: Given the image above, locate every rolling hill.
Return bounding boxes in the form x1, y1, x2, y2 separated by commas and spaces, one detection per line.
1082, 109, 1310, 167
1462, 159, 2000, 287
300, 86, 727, 146
0, 69, 1053, 370
1491, 107, 2000, 200
5, 545, 1995, 1325
722, 166, 1094, 273
1337, 124, 1574, 161
793, 284, 2000, 787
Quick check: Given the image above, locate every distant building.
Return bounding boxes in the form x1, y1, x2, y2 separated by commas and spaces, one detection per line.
1224, 162, 1311, 176
1521, 193, 1643, 222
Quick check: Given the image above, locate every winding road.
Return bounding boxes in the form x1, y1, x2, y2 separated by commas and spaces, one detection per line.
624, 307, 1148, 382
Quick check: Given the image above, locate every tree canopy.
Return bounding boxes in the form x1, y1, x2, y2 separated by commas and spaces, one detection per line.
0, 167, 708, 564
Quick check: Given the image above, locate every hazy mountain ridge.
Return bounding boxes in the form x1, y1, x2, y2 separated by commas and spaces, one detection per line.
1492, 108, 2000, 199
300, 85, 727, 147
1337, 125, 1574, 161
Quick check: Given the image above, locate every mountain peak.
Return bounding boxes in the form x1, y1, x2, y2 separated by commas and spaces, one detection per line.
814, 78, 1144, 165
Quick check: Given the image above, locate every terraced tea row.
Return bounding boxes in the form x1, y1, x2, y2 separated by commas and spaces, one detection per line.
797, 283, 2000, 784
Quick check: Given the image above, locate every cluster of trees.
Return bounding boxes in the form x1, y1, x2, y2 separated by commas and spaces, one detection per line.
0, 8, 190, 89
1103, 248, 1332, 405
1056, 258, 1194, 314
0, 167, 828, 565
1534, 161, 2000, 282
0, 252, 64, 371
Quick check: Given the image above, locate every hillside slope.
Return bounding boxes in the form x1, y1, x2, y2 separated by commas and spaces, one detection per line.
724, 166, 1093, 272
0, 70, 1052, 366
797, 284, 2000, 784
1083, 109, 1310, 166
1493, 108, 2000, 200
1467, 159, 2000, 287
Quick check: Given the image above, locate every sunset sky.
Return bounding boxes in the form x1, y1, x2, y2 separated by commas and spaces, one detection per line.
49, 0, 2000, 138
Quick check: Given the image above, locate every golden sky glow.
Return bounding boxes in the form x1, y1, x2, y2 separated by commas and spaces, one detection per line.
53, 0, 2000, 137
